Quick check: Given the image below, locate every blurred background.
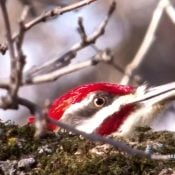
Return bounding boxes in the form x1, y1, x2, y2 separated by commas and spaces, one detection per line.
0, 0, 175, 131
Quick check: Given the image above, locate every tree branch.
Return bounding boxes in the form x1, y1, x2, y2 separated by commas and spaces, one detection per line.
25, 1, 116, 79
12, 0, 98, 41
24, 49, 113, 84
0, 0, 15, 60
120, 0, 167, 85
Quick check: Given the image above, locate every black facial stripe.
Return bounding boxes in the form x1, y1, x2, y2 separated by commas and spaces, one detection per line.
61, 107, 98, 127
61, 113, 82, 126
61, 91, 117, 127
75, 92, 116, 117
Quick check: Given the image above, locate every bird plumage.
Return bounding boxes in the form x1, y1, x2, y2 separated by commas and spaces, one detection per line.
28, 82, 175, 137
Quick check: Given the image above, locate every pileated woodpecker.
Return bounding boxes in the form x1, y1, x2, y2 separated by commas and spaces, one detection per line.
29, 82, 175, 137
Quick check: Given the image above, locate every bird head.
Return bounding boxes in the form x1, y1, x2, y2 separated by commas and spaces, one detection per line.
28, 82, 175, 137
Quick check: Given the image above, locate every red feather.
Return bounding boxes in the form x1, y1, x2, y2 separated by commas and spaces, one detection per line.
96, 105, 136, 136
28, 82, 135, 132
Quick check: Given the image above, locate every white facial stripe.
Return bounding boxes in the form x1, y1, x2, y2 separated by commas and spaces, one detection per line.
61, 93, 96, 120
76, 94, 136, 133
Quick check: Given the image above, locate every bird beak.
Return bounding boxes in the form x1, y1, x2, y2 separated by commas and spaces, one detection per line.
127, 82, 175, 106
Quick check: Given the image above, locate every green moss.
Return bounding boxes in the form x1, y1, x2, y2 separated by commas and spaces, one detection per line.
0, 121, 175, 174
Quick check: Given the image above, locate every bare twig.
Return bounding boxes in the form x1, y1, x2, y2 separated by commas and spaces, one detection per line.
48, 117, 148, 157
0, 0, 15, 60
77, 17, 87, 42
0, 1, 27, 102
0, 0, 97, 54
47, 117, 175, 160
0, 0, 17, 107
17, 6, 30, 48
26, 1, 116, 78
12, 0, 97, 40
165, 0, 175, 24
10, 6, 29, 98
120, 0, 167, 85
0, 5, 28, 109
25, 0, 97, 30
0, 79, 9, 89
0, 43, 8, 55
24, 49, 113, 84
91, 45, 142, 83
17, 97, 38, 114
18, 0, 37, 16
17, 97, 47, 137
0, 0, 16, 95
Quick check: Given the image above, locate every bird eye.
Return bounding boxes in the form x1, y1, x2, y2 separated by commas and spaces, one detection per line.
93, 97, 106, 108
